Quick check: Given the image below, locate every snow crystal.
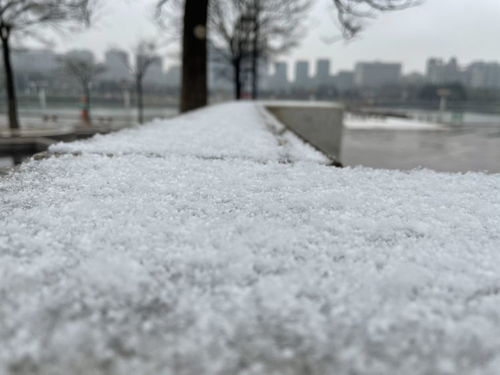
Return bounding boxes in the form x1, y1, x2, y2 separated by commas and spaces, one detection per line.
1, 102, 500, 375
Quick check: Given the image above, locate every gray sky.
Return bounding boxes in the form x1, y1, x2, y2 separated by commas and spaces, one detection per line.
52, 0, 500, 76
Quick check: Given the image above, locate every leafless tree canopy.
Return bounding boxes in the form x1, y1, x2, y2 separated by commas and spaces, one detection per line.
62, 56, 104, 91
208, 0, 311, 98
132, 41, 159, 82
155, 0, 311, 71
0, 0, 95, 36
332, 0, 421, 38
210, 0, 310, 60
128, 40, 160, 124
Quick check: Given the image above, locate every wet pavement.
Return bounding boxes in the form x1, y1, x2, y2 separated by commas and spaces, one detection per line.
341, 124, 500, 174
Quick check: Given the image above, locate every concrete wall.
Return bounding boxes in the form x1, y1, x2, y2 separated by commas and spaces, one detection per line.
264, 102, 344, 163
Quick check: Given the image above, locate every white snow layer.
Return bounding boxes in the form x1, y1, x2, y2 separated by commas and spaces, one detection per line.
50, 103, 327, 164
1, 102, 500, 375
345, 115, 443, 130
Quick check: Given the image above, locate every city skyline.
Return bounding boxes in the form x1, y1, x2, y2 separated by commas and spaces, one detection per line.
12, 45, 500, 80
36, 0, 500, 76
11, 46, 500, 93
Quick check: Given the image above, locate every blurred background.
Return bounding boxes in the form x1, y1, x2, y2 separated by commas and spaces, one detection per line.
1, 0, 500, 173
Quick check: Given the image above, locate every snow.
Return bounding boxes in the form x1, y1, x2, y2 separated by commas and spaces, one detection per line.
1, 102, 500, 375
345, 114, 444, 130
50, 103, 328, 164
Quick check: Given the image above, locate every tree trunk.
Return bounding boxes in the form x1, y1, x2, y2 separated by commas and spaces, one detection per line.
137, 76, 144, 124
180, 0, 208, 113
81, 83, 91, 125
233, 59, 242, 100
0, 27, 20, 131
251, 0, 260, 100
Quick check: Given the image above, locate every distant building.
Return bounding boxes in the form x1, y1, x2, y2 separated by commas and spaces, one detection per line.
467, 62, 500, 89
295, 60, 310, 88
426, 57, 464, 84
426, 58, 443, 83
354, 62, 401, 87
165, 65, 181, 88
65, 49, 95, 63
315, 59, 331, 85
12, 49, 59, 73
403, 72, 426, 85
103, 49, 130, 82
142, 56, 165, 85
257, 62, 270, 92
333, 70, 354, 91
208, 42, 232, 91
269, 62, 289, 90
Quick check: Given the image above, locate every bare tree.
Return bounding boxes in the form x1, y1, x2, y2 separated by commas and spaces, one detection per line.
157, 0, 419, 109
62, 56, 104, 125
209, 1, 253, 100
249, 0, 260, 99
210, 0, 311, 100
0, 0, 97, 131
128, 40, 159, 124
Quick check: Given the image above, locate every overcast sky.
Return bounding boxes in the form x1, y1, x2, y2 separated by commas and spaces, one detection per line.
51, 0, 500, 76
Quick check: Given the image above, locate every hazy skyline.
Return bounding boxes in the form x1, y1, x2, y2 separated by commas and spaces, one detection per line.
46, 0, 500, 77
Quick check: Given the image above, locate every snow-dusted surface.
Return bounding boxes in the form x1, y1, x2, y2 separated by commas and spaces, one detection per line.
50, 103, 327, 164
345, 114, 444, 130
1, 102, 500, 375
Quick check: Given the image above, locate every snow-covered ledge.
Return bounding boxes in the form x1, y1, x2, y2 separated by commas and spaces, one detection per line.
1, 102, 500, 374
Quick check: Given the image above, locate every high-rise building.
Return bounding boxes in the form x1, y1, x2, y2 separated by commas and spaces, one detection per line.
354, 62, 401, 87
103, 49, 130, 82
426, 57, 465, 84
12, 49, 59, 73
295, 60, 310, 88
257, 61, 270, 92
269, 62, 288, 89
426, 58, 444, 83
315, 59, 331, 85
142, 56, 165, 85
467, 62, 500, 89
208, 42, 232, 91
333, 71, 354, 91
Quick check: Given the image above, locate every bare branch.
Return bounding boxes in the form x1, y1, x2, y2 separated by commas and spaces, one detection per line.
332, 0, 422, 39
0, 0, 98, 35
60, 55, 105, 91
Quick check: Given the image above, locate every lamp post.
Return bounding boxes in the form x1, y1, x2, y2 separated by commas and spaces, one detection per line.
437, 88, 451, 123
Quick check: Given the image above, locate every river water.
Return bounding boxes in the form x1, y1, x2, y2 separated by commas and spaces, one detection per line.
341, 107, 500, 173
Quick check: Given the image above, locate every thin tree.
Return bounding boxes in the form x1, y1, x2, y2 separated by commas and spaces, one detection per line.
0, 0, 97, 131
128, 40, 159, 124
210, 0, 311, 100
209, 1, 253, 100
250, 0, 260, 99
62, 56, 104, 125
